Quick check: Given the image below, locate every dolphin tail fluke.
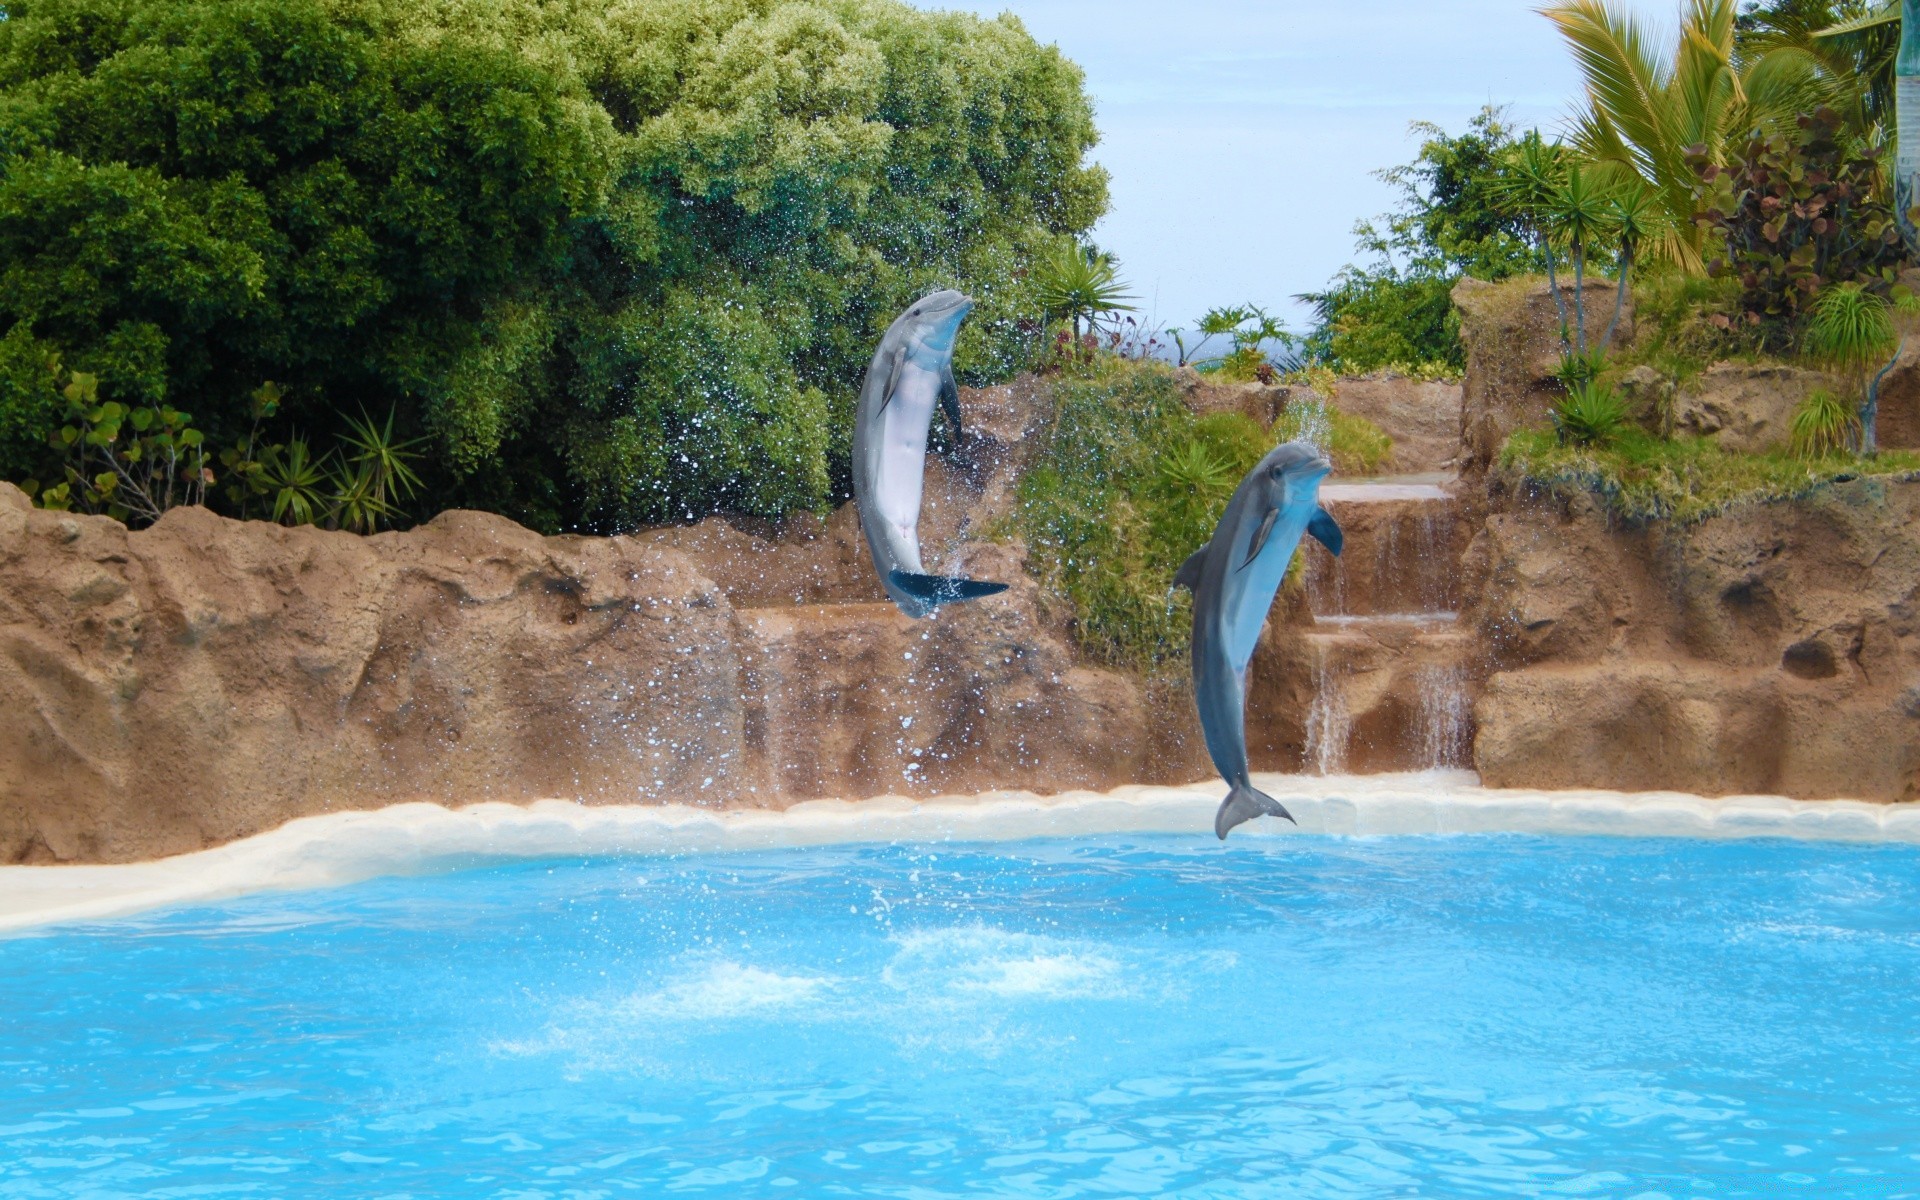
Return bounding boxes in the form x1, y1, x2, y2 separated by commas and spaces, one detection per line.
1215, 783, 1295, 840
889, 570, 1009, 607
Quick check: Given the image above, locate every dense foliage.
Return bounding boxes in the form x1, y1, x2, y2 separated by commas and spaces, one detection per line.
1300, 108, 1543, 375
1018, 360, 1390, 669
0, 0, 1107, 530
1694, 107, 1905, 341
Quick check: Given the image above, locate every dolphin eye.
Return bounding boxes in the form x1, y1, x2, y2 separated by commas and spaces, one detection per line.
911, 308, 921, 316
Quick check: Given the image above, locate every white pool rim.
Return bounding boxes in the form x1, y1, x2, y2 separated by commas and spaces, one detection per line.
4, 771, 1917, 933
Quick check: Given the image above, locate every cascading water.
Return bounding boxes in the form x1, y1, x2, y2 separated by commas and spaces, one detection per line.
1297, 475, 1471, 775
1303, 649, 1350, 775
1414, 663, 1472, 769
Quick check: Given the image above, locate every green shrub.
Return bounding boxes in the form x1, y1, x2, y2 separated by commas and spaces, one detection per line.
0, 0, 1106, 530
1552, 381, 1627, 448
1019, 362, 1276, 670
1789, 388, 1861, 459
1692, 107, 1905, 347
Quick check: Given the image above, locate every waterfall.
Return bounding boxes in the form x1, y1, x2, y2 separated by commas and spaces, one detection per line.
1415, 664, 1471, 769
1304, 651, 1350, 775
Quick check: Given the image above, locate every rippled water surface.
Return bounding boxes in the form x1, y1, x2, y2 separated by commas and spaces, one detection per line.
5, 835, 1920, 1198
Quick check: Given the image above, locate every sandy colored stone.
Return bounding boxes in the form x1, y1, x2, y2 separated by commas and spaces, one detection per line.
1671, 363, 1838, 453
0, 382, 1152, 864
1452, 276, 1632, 475
1466, 477, 1920, 801
1329, 374, 1464, 474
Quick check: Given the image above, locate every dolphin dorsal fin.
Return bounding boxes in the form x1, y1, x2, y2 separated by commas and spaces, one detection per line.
1308, 505, 1343, 556
1239, 506, 1279, 570
1172, 544, 1209, 591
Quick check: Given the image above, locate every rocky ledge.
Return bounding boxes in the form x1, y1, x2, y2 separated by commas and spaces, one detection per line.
0, 382, 1169, 864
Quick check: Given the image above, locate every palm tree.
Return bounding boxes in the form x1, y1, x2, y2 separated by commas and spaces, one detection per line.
1808, 1, 1920, 248
1543, 0, 1828, 269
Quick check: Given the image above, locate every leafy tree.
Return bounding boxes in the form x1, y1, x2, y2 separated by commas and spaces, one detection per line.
1545, 0, 1831, 269
1300, 107, 1544, 373
0, 0, 1107, 531
1692, 106, 1906, 341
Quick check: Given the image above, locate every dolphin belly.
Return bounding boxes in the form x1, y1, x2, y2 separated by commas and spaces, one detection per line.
873, 365, 941, 573
1221, 508, 1313, 669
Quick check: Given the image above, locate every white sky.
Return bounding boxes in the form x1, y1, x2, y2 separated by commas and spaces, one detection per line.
921, 0, 1681, 334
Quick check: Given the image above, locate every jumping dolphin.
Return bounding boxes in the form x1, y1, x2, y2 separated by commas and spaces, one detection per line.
852, 289, 1009, 619
1173, 442, 1343, 839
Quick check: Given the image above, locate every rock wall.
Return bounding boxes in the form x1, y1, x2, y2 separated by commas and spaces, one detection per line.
0, 382, 1159, 864
1452, 276, 1631, 475
1465, 475, 1920, 802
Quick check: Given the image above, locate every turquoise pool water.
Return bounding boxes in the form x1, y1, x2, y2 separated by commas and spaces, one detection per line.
3, 834, 1918, 1198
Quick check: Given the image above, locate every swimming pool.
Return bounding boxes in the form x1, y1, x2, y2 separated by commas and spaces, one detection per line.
4, 833, 1918, 1197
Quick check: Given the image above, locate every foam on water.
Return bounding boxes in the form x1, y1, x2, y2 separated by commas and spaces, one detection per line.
6, 772, 1920, 933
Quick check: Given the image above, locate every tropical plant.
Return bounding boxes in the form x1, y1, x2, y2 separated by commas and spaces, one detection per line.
1789, 386, 1864, 455
1803, 279, 1908, 450
260, 440, 330, 527
1150, 440, 1237, 537
1301, 108, 1547, 373
1552, 380, 1630, 447
1033, 244, 1137, 340
1742, 1, 1895, 131
0, 0, 1107, 531
1693, 107, 1906, 340
1544, 0, 1829, 269
26, 373, 209, 524
1172, 305, 1295, 378
337, 409, 424, 527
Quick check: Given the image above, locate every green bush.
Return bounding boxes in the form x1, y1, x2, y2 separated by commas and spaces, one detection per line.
0, 0, 1106, 530
1019, 362, 1276, 670
1789, 388, 1861, 459
1692, 107, 1906, 348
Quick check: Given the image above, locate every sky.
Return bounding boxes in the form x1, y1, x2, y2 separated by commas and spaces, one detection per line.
921, 0, 1680, 336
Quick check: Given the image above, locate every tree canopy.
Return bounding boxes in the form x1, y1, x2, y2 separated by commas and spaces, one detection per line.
0, 0, 1107, 529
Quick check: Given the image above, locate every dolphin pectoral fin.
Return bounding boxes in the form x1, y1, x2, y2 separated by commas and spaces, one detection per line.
939, 365, 962, 439
1172, 545, 1209, 591
1239, 506, 1279, 571
878, 346, 906, 412
1215, 784, 1295, 840
1308, 506, 1343, 556
889, 570, 1009, 607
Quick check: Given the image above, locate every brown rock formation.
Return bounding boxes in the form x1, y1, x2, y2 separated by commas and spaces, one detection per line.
1328, 374, 1464, 474
1671, 363, 1839, 453
1452, 276, 1631, 475
0, 382, 1155, 864
1465, 478, 1920, 801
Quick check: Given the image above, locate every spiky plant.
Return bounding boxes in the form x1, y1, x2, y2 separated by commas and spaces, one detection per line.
1789, 387, 1864, 458
1552, 380, 1628, 447
1033, 243, 1137, 339
262, 439, 330, 526
1804, 281, 1898, 451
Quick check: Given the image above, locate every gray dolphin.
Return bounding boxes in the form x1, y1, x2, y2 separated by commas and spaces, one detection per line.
852, 289, 1008, 618
1173, 441, 1343, 838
